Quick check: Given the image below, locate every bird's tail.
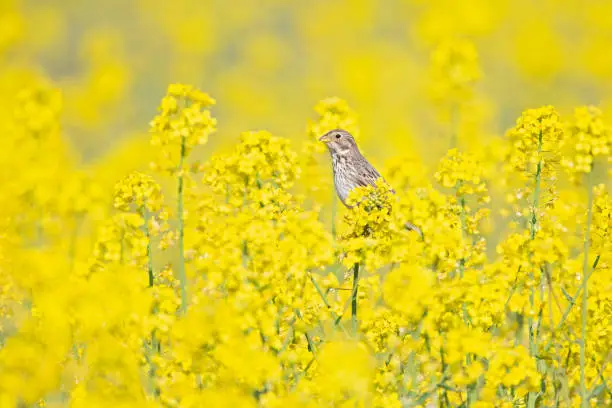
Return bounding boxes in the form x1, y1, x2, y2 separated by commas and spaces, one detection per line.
404, 221, 424, 239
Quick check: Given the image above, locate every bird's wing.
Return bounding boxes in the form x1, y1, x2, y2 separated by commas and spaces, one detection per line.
358, 163, 398, 194
358, 164, 382, 187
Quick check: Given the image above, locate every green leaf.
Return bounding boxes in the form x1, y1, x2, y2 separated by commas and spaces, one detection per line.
561, 287, 573, 302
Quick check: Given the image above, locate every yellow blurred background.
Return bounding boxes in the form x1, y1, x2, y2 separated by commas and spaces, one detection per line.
0, 3, 610, 406
4, 0, 612, 164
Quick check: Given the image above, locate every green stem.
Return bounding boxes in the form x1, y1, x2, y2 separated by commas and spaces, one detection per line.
457, 183, 467, 279
527, 129, 543, 407
548, 268, 562, 403
529, 129, 543, 337
141, 208, 159, 396
554, 255, 599, 332
580, 168, 595, 408
439, 346, 451, 407
351, 263, 360, 334
143, 209, 154, 287
177, 134, 187, 314
307, 273, 350, 336
530, 128, 544, 239
294, 308, 318, 357
457, 187, 473, 328
530, 164, 543, 240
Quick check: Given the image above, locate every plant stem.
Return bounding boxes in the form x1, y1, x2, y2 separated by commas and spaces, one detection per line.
439, 346, 450, 407
554, 255, 599, 332
548, 267, 562, 404
351, 263, 360, 334
457, 182, 467, 279
580, 168, 595, 408
530, 129, 544, 241
529, 129, 543, 336
177, 134, 187, 314
307, 273, 350, 336
143, 209, 154, 287
456, 186, 473, 328
141, 208, 159, 396
527, 128, 543, 407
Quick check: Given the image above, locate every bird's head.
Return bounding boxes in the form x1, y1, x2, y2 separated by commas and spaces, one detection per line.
319, 129, 359, 156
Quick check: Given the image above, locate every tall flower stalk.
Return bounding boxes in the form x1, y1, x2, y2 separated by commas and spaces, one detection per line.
435, 148, 490, 279
560, 107, 611, 406
504, 107, 565, 406
149, 84, 217, 314
113, 172, 166, 395
113, 171, 165, 276
579, 169, 594, 408
528, 129, 543, 360
176, 134, 187, 313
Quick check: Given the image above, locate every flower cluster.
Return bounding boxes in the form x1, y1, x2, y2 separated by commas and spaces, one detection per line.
435, 148, 490, 271
113, 172, 163, 213
435, 148, 487, 197
562, 106, 612, 181
338, 179, 415, 270
205, 130, 299, 194
0, 79, 611, 408
149, 84, 217, 174
503, 107, 565, 231
505, 106, 564, 180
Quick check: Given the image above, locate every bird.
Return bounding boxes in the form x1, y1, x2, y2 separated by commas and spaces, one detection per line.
319, 128, 423, 237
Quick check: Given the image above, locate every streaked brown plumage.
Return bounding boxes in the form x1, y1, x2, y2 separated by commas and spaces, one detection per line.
319, 129, 422, 236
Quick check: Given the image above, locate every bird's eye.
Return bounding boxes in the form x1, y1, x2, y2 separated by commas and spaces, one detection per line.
335, 133, 342, 139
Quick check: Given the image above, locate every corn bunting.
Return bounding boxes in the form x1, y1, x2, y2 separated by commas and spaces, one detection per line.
319, 129, 422, 236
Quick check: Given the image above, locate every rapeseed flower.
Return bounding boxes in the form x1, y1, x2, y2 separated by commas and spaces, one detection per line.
1, 47, 611, 407
562, 106, 611, 181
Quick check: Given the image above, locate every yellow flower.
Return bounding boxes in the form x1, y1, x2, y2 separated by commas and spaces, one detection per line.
315, 341, 375, 403
383, 264, 433, 321
505, 106, 564, 181
149, 83, 217, 174
1, 61, 611, 405
562, 106, 611, 181
113, 171, 163, 213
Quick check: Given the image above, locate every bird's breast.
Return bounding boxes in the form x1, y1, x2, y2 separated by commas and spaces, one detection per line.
332, 154, 357, 204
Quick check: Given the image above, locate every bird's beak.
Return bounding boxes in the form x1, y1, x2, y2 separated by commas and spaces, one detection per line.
319, 134, 331, 143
